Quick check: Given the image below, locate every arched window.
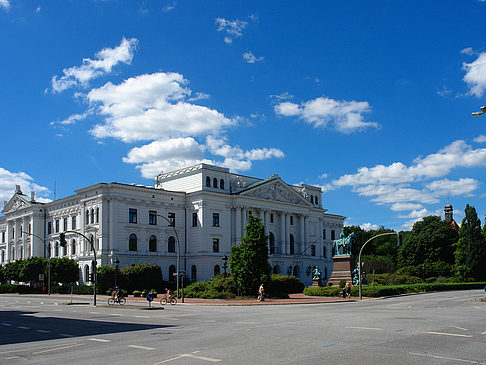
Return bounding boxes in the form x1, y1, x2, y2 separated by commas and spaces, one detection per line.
311, 195, 314, 204
206, 176, 211, 187
91, 209, 95, 224
54, 242, 59, 257
220, 179, 224, 189
213, 178, 218, 188
169, 265, 176, 282
289, 234, 295, 255
96, 208, 99, 223
11, 247, 15, 260
89, 234, 94, 251
129, 234, 137, 251
19, 246, 23, 259
315, 196, 318, 205
84, 265, 90, 283
85, 210, 89, 224
214, 265, 220, 276
71, 239, 76, 255
168, 236, 175, 253
272, 265, 280, 274
191, 265, 197, 282
1, 250, 4, 263
269, 232, 275, 254
149, 235, 157, 252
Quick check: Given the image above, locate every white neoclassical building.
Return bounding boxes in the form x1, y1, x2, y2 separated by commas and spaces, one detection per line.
0, 163, 345, 286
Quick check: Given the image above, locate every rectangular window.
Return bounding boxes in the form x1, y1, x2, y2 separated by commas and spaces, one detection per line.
63, 218, 68, 231
323, 246, 327, 258
270, 213, 274, 223
290, 216, 294, 225
323, 229, 326, 240
331, 230, 335, 240
47, 222, 52, 235
213, 213, 220, 227
72, 216, 76, 230
212, 238, 219, 253
55, 220, 59, 233
129, 208, 137, 223
149, 210, 157, 225
168, 212, 175, 227
28, 224, 31, 234
1, 232, 4, 243
311, 244, 316, 256
192, 212, 198, 227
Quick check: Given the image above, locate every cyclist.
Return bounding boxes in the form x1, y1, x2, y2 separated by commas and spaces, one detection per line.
165, 288, 173, 301
112, 286, 123, 301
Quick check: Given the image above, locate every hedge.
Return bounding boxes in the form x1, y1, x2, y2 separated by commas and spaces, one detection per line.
0, 284, 94, 294
304, 282, 486, 298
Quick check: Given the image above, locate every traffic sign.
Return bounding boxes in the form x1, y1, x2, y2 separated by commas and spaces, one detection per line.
146, 294, 154, 302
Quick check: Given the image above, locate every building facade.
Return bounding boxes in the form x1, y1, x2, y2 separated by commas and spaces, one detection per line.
0, 164, 345, 286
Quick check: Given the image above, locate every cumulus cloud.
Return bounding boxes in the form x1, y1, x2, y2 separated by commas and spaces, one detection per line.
474, 134, 486, 143
243, 51, 264, 64
463, 52, 486, 97
360, 223, 381, 231
426, 178, 479, 197
0, 0, 9, 10
274, 96, 380, 133
0, 167, 50, 204
215, 17, 248, 43
51, 37, 138, 93
390, 203, 424, 212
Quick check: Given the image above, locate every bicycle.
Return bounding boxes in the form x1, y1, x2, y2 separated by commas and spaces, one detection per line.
160, 295, 177, 305
108, 295, 126, 305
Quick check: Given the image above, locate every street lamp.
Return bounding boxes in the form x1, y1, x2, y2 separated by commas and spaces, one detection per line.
358, 232, 399, 300
114, 258, 120, 288
154, 213, 182, 302
222, 255, 228, 276
472, 106, 486, 117
22, 230, 51, 295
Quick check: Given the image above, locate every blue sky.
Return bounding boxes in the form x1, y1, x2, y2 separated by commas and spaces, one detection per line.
2, 1, 486, 231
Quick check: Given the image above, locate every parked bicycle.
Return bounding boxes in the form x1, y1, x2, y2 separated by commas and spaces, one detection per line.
108, 295, 126, 305
160, 295, 177, 305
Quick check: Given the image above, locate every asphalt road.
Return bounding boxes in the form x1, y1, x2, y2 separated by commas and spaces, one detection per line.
0, 290, 485, 364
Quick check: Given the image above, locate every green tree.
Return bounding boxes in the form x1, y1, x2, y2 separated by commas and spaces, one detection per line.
120, 263, 163, 292
398, 216, 457, 272
0, 265, 5, 283
19, 257, 47, 283
96, 265, 117, 293
4, 260, 23, 282
50, 258, 79, 284
229, 214, 271, 296
454, 205, 486, 281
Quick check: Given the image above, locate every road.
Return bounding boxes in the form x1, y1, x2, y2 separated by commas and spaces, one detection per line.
0, 290, 485, 364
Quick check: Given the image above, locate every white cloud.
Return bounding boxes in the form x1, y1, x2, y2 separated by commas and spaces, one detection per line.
463, 52, 486, 97
426, 178, 479, 196
0, 0, 9, 10
360, 223, 380, 231
51, 110, 92, 126
274, 96, 380, 133
51, 37, 138, 93
0, 167, 50, 204
398, 208, 430, 219
355, 184, 439, 205
390, 203, 424, 212
163, 2, 176, 12
215, 18, 248, 43
85, 72, 235, 142
461, 47, 474, 56
243, 51, 264, 64
474, 134, 486, 143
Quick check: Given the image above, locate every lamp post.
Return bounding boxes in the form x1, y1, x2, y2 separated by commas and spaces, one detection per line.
358, 232, 399, 300
222, 255, 228, 277
22, 230, 51, 295
60, 231, 97, 306
154, 213, 182, 302
114, 258, 120, 288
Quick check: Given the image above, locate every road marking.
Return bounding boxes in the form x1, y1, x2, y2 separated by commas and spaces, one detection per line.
110, 313, 121, 316
155, 351, 221, 364
1, 323, 12, 326
59, 333, 74, 337
395, 329, 404, 332
89, 311, 100, 315
425, 331, 472, 338
88, 338, 111, 343
128, 345, 155, 351
17, 326, 30, 330
35, 330, 51, 333
345, 326, 383, 331
134, 315, 149, 319
322, 344, 336, 348
474, 306, 482, 309
409, 352, 482, 364
450, 325, 469, 331
32, 343, 84, 355
481, 330, 486, 335
5, 356, 19, 360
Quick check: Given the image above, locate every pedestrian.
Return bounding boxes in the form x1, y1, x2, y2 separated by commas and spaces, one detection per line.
257, 283, 265, 301
342, 282, 351, 298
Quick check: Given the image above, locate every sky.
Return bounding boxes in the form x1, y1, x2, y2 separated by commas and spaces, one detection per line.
2, 1, 486, 231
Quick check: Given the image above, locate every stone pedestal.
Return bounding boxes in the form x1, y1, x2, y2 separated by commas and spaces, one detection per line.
311, 278, 322, 287
327, 255, 355, 286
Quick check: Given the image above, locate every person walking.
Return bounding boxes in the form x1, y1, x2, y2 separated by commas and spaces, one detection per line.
257, 283, 265, 301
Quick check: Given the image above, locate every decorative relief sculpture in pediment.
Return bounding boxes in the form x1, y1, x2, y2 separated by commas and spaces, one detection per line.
240, 181, 308, 206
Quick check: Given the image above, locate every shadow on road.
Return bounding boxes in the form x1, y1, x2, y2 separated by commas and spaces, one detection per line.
0, 310, 175, 345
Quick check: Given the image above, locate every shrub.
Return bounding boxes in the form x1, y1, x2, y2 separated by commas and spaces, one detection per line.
120, 263, 163, 293
73, 285, 93, 295
266, 275, 305, 297
304, 286, 341, 297
339, 279, 347, 288
184, 275, 237, 299
368, 273, 422, 286
133, 290, 142, 297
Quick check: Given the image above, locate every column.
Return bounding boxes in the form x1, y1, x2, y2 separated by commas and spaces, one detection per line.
285, 213, 290, 255
263, 210, 269, 236
242, 207, 248, 232
235, 207, 242, 244
304, 216, 309, 256
299, 214, 305, 255
280, 212, 285, 255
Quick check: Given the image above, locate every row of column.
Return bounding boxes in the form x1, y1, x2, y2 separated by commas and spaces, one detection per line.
233, 206, 323, 256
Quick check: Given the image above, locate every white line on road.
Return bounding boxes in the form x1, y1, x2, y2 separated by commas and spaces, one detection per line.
17, 326, 30, 330
425, 331, 472, 338
4, 356, 20, 360
89, 311, 100, 315
450, 325, 469, 331
35, 330, 51, 333
481, 330, 486, 335
134, 315, 149, 319
154, 350, 221, 364
32, 343, 84, 355
1, 323, 12, 326
345, 326, 383, 331
59, 333, 74, 337
88, 338, 111, 343
409, 352, 484, 364
128, 345, 155, 351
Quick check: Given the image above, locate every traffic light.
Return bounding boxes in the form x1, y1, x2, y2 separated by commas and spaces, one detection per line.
89, 273, 95, 282
59, 233, 67, 247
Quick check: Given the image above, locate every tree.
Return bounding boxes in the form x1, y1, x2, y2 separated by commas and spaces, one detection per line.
50, 258, 79, 284
96, 265, 117, 293
229, 214, 271, 296
4, 260, 23, 282
398, 216, 457, 272
19, 257, 47, 283
454, 205, 486, 281
120, 263, 163, 292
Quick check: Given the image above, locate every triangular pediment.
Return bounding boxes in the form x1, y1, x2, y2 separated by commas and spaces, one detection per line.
2, 194, 32, 214
238, 178, 311, 206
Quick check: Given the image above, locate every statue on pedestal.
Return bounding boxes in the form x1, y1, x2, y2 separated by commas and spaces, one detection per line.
312, 266, 321, 280
333, 232, 355, 256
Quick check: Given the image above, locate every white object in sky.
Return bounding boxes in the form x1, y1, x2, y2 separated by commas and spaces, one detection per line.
472, 106, 486, 117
